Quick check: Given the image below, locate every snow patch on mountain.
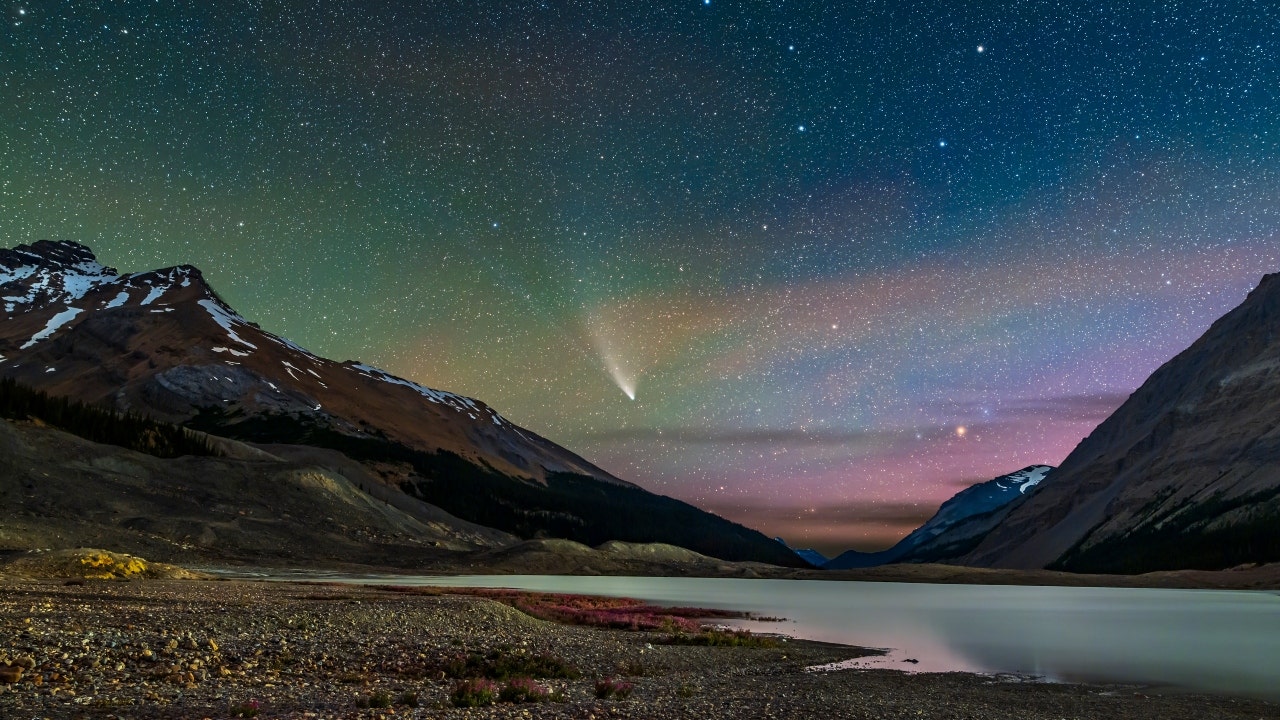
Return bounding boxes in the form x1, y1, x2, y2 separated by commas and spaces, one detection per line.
60, 260, 115, 298
104, 290, 132, 309
139, 284, 168, 305
198, 299, 258, 350
348, 362, 509, 426
1015, 465, 1050, 493
20, 307, 83, 349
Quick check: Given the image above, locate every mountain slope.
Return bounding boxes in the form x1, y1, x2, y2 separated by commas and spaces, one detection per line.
963, 273, 1280, 572
824, 465, 1053, 569
0, 240, 806, 567
0, 416, 515, 564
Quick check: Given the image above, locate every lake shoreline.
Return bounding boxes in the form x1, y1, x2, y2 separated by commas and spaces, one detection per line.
203, 556, 1280, 592
2, 578, 1277, 719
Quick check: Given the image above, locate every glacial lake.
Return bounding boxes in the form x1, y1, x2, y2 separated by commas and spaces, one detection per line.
255, 573, 1280, 700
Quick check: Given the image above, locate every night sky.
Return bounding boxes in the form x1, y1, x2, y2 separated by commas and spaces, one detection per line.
4, 1, 1280, 554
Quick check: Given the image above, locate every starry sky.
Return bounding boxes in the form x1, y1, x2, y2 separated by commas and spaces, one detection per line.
4, 1, 1280, 555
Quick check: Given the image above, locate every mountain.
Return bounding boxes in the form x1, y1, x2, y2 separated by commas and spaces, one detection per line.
773, 538, 828, 567
0, 414, 516, 565
0, 240, 806, 567
962, 273, 1280, 573
824, 465, 1053, 569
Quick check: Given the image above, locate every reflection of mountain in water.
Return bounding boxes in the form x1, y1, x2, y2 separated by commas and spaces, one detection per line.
921, 585, 1280, 698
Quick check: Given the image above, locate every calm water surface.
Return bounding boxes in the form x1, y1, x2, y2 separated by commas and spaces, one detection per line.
263, 573, 1280, 700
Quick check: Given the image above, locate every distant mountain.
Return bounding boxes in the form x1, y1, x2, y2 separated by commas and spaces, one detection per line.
0, 240, 805, 567
773, 538, 827, 567
963, 273, 1280, 573
825, 465, 1053, 569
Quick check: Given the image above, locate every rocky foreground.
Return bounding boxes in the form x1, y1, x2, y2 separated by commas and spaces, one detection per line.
0, 580, 1276, 720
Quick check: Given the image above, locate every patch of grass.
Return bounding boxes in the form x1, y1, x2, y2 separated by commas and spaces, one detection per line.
397, 691, 418, 707
594, 677, 635, 700
442, 648, 579, 680
229, 700, 260, 718
676, 683, 698, 698
354, 690, 393, 709
661, 628, 779, 648
498, 677, 552, 703
383, 586, 751, 633
614, 659, 651, 677
450, 678, 498, 708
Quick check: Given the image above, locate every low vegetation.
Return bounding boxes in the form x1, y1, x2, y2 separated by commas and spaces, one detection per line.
383, 586, 748, 633
354, 690, 393, 709
661, 628, 780, 648
228, 700, 260, 718
594, 677, 635, 700
498, 677, 555, 703
449, 678, 498, 708
0, 376, 216, 458
1053, 487, 1280, 574
441, 647, 579, 681
77, 551, 148, 580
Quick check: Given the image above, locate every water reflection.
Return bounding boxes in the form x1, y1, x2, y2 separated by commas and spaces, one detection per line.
247, 572, 1280, 700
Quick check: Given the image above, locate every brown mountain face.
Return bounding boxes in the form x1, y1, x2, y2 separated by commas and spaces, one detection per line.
0, 240, 807, 567
0, 417, 515, 565
963, 273, 1280, 573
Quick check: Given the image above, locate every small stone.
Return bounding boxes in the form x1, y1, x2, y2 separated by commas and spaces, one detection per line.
0, 665, 24, 683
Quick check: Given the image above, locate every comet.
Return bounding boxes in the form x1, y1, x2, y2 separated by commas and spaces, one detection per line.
587, 309, 639, 401
611, 368, 637, 400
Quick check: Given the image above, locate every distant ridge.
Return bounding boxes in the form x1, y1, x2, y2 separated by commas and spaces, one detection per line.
774, 538, 828, 567
825, 466, 1053, 569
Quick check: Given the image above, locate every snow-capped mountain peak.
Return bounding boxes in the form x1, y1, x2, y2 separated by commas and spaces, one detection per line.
0, 240, 118, 314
